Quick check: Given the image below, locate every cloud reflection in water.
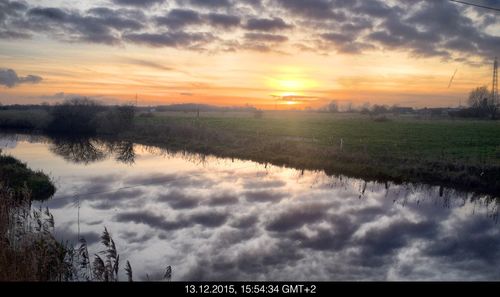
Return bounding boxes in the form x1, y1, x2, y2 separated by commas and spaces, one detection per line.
1, 134, 499, 281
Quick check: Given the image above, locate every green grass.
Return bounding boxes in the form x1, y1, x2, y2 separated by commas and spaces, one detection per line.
131, 111, 500, 196
135, 111, 500, 166
2, 109, 500, 195
0, 151, 56, 201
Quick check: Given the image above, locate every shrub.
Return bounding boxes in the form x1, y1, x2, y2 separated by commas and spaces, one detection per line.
47, 98, 103, 134
0, 153, 56, 201
253, 109, 264, 119
97, 105, 136, 134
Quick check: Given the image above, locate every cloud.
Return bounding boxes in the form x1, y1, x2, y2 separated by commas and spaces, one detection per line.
0, 68, 42, 88
242, 179, 286, 189
190, 211, 229, 228
114, 210, 192, 231
156, 9, 203, 30
26, 7, 123, 45
244, 190, 286, 203
112, 0, 166, 7
276, 0, 344, 20
244, 17, 293, 31
87, 7, 145, 31
114, 209, 229, 230
244, 32, 288, 43
55, 226, 100, 245
0, 30, 30, 39
123, 172, 215, 189
0, 0, 498, 62
185, 0, 231, 9
266, 203, 328, 232
123, 32, 214, 48
122, 58, 177, 71
275, 95, 320, 102
206, 13, 241, 29
206, 193, 239, 206
230, 215, 259, 229
157, 190, 200, 209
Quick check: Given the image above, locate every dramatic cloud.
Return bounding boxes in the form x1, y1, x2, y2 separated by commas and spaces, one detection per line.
185, 0, 231, 9
123, 32, 214, 48
112, 0, 166, 7
0, 68, 42, 88
156, 9, 203, 30
12, 135, 500, 280
244, 190, 286, 203
276, 0, 344, 20
206, 13, 240, 29
244, 32, 288, 43
25, 6, 124, 45
244, 17, 293, 31
0, 0, 499, 63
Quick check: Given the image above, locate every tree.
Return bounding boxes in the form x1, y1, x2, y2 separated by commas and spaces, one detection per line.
467, 86, 498, 119
326, 100, 339, 113
371, 104, 388, 114
47, 97, 102, 134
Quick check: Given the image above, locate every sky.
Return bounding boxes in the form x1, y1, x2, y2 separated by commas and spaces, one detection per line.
0, 0, 499, 109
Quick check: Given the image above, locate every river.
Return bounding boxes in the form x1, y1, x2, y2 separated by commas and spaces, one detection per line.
0, 133, 499, 280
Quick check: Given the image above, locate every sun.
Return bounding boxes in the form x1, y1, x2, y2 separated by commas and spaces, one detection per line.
270, 78, 317, 92
267, 66, 319, 94
278, 79, 305, 90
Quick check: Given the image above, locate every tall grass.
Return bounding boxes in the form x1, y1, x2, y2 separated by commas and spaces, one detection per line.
0, 152, 171, 281
77, 228, 172, 282
0, 187, 172, 282
0, 184, 75, 281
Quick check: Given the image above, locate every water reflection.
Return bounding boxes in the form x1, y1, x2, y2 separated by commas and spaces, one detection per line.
48, 136, 135, 165
1, 133, 499, 281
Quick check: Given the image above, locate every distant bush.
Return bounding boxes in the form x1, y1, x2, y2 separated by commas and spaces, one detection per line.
46, 98, 136, 135
47, 98, 103, 134
253, 109, 264, 119
0, 110, 50, 130
372, 115, 390, 122
97, 105, 136, 134
370, 105, 389, 115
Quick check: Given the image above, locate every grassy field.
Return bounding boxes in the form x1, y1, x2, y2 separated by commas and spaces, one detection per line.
139, 111, 500, 164
1, 109, 500, 195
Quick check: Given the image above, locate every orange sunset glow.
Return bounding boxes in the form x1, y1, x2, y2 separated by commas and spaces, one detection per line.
0, 0, 499, 109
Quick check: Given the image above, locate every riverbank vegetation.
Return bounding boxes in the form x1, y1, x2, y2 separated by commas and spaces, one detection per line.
127, 113, 500, 196
0, 152, 69, 280
0, 152, 169, 281
0, 152, 55, 201
1, 98, 499, 196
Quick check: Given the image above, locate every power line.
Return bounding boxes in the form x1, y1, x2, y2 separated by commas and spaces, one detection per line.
449, 0, 500, 12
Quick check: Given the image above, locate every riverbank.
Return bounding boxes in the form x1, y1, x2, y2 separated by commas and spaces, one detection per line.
0, 152, 68, 281
130, 113, 500, 196
1, 109, 500, 196
0, 151, 56, 201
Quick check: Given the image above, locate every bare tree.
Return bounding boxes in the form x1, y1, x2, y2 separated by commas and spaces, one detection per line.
326, 100, 339, 113
467, 86, 498, 119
